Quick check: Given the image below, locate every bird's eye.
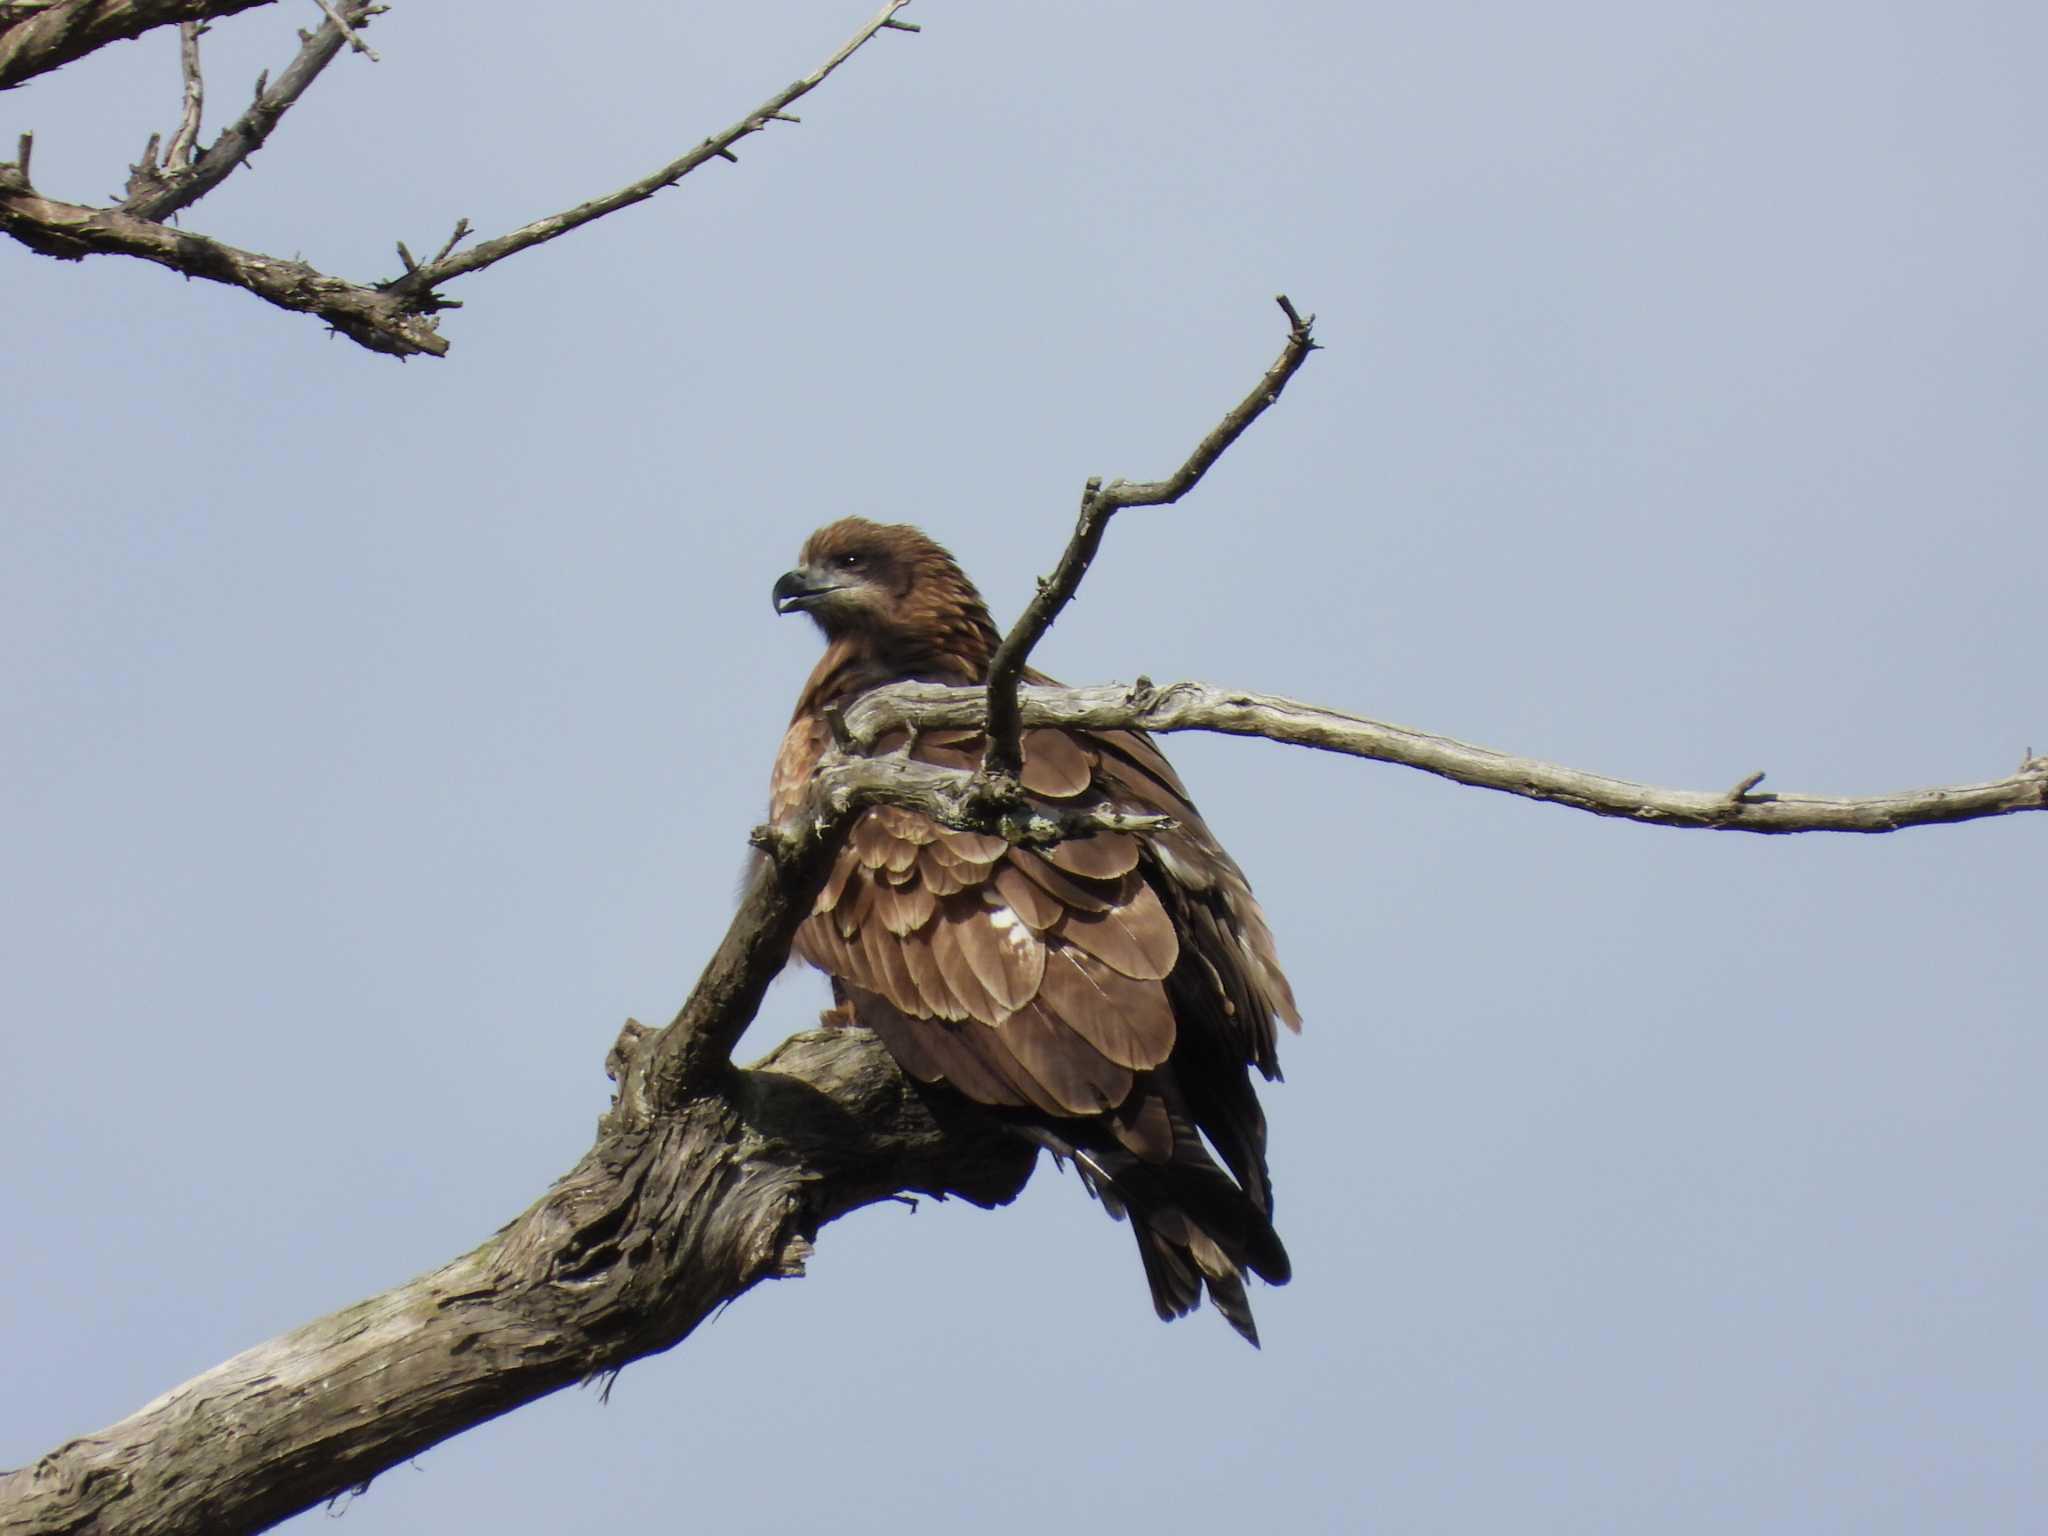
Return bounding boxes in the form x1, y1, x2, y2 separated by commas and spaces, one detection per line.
836, 552, 865, 570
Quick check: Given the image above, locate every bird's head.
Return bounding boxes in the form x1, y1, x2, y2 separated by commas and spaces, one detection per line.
773, 517, 1000, 678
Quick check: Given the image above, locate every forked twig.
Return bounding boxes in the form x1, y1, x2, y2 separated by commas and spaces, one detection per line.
980, 294, 1319, 779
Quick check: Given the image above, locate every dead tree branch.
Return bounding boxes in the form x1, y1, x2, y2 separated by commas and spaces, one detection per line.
0, 1023, 1036, 1536
308, 0, 370, 59
0, 731, 1107, 1536
120, 0, 373, 220
1, 0, 918, 355
0, 175, 452, 354
981, 294, 1319, 779
161, 19, 201, 169
0, 0, 271, 89
858, 681, 2048, 835
386, 0, 916, 299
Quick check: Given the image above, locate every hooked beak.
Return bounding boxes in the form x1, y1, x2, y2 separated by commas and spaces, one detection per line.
772, 565, 845, 616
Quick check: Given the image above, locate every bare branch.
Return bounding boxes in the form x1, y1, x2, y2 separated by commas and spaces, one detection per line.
121, 0, 375, 220
0, 1027, 1034, 1536
308, 0, 369, 59
1726, 769, 1770, 803
0, 0, 272, 89
389, 0, 918, 298
0, 180, 451, 354
981, 294, 1319, 777
6, 0, 916, 355
162, 19, 203, 170
851, 680, 2048, 835
426, 213, 469, 264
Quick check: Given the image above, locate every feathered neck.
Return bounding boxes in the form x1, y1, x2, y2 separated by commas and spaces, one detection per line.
793, 613, 999, 722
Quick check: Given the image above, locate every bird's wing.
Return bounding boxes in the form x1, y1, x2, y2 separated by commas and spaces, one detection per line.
783, 723, 1182, 1120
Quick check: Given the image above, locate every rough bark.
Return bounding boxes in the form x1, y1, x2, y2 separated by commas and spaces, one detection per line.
0, 1, 919, 356
0, 176, 453, 356
0, 1028, 1034, 1536
0, 0, 272, 90
0, 746, 1113, 1536
853, 680, 2048, 835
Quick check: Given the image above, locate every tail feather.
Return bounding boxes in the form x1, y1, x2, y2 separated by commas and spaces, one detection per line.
1022, 1103, 1289, 1346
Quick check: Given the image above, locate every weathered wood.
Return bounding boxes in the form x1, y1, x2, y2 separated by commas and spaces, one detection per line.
0, 0, 273, 90
0, 1029, 1034, 1536
0, 1, 920, 355
848, 680, 2048, 835
0, 181, 451, 356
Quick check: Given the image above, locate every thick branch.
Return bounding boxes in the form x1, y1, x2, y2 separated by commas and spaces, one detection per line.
852, 680, 2048, 834
0, 177, 450, 355
386, 0, 916, 299
0, 1029, 1034, 1536
0, 0, 271, 89
0, 734, 1059, 1535
981, 295, 1318, 778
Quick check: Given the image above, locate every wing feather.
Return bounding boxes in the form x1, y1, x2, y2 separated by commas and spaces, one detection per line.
1010, 848, 1117, 913
931, 908, 1007, 1026
997, 998, 1133, 1114
858, 908, 925, 1015
832, 867, 875, 939
872, 875, 938, 936
1018, 729, 1093, 798
989, 861, 1064, 931
917, 843, 974, 897
955, 898, 1047, 1013
898, 919, 970, 1021
1056, 878, 1178, 980
1035, 946, 1176, 1070
1041, 829, 1140, 880
850, 989, 1029, 1108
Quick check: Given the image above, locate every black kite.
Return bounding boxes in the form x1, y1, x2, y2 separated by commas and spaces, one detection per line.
770, 518, 1300, 1342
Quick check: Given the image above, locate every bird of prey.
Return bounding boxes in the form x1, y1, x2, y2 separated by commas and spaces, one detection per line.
770, 517, 1300, 1343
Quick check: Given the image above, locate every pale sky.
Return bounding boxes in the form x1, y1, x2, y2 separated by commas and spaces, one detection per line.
4, 3, 2044, 1532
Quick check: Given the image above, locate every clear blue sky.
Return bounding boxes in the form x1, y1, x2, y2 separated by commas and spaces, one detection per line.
4, 3, 2044, 1531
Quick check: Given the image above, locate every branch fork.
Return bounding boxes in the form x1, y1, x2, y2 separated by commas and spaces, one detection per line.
3, 0, 918, 355
980, 295, 1319, 780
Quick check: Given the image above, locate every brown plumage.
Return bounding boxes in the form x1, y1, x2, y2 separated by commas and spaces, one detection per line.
770, 517, 1301, 1343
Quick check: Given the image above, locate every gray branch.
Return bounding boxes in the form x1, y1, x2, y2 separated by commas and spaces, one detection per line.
1, 0, 916, 355
0, 730, 1174, 1535
0, 0, 273, 90
0, 1027, 1034, 1536
852, 679, 2048, 834
160, 20, 202, 170
981, 295, 1319, 779
0, 173, 452, 355
120, 0, 374, 220
308, 0, 369, 59
387, 0, 917, 299
0, 724, 1091, 1536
